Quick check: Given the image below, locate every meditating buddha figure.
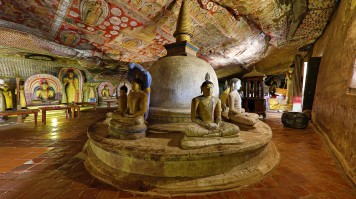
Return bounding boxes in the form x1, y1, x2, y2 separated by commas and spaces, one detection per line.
220, 81, 230, 112
107, 79, 148, 139
101, 84, 111, 98
35, 79, 55, 101
228, 78, 259, 126
63, 69, 79, 103
185, 74, 240, 138
116, 84, 128, 115
83, 1, 103, 26
2, 84, 13, 110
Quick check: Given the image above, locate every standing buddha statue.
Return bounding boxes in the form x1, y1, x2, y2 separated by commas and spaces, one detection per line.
63, 69, 79, 103
2, 84, 13, 110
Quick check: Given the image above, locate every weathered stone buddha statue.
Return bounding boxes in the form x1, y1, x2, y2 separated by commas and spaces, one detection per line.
35, 80, 55, 101
107, 79, 148, 139
228, 78, 259, 126
2, 84, 13, 110
116, 84, 128, 115
220, 80, 230, 112
181, 74, 242, 149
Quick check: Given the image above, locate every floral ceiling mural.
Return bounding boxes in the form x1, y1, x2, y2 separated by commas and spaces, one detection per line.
0, 0, 339, 79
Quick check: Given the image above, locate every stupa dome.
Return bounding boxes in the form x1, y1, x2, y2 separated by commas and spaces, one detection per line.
150, 55, 219, 109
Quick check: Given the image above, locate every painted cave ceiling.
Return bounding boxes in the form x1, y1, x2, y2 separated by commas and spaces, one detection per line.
0, 0, 339, 80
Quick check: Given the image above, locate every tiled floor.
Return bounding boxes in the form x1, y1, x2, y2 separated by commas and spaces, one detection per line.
0, 108, 354, 199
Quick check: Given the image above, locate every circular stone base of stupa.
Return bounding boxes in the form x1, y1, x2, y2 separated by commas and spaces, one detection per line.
84, 121, 279, 195
148, 106, 191, 124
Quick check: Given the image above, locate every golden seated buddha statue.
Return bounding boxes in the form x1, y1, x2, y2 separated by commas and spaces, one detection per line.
107, 79, 148, 140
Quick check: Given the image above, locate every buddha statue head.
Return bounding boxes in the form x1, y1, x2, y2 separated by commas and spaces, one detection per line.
223, 80, 230, 93
120, 84, 128, 96
200, 77, 214, 97
40, 79, 49, 90
67, 69, 74, 78
229, 78, 241, 92
3, 84, 9, 91
132, 78, 142, 91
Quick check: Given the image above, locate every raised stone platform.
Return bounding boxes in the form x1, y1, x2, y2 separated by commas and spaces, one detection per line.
84, 121, 279, 195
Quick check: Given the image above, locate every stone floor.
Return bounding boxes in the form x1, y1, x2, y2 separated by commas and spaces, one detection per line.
0, 108, 354, 199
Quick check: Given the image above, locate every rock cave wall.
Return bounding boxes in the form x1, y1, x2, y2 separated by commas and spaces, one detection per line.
312, 0, 355, 184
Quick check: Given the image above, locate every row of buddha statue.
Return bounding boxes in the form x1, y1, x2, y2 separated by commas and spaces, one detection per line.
0, 68, 126, 112
103, 64, 260, 148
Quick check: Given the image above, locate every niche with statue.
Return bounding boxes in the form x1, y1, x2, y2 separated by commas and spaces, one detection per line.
24, 74, 62, 106
98, 82, 116, 106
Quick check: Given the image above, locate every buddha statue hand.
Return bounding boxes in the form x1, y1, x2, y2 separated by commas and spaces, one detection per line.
208, 123, 219, 130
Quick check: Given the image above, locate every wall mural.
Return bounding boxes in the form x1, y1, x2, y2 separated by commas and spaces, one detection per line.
58, 68, 84, 103
0, 0, 339, 77
24, 74, 63, 105
60, 30, 81, 46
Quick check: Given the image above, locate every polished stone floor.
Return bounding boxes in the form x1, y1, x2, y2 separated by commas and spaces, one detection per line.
0, 108, 354, 199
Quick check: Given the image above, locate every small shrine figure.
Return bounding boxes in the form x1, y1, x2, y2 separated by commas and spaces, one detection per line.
228, 78, 259, 126
220, 80, 230, 112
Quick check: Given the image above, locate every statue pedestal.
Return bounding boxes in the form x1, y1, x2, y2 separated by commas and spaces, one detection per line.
84, 121, 279, 195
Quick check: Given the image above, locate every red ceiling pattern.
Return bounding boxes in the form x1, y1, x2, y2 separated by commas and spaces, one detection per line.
0, 0, 339, 77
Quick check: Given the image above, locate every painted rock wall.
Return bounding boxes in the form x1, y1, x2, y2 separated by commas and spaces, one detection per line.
312, 0, 355, 183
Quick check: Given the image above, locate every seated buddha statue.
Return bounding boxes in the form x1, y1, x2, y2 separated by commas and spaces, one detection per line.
35, 79, 55, 102
228, 78, 259, 126
107, 79, 148, 139
185, 74, 240, 138
220, 81, 230, 112
101, 84, 111, 99
181, 74, 243, 149
116, 84, 128, 115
